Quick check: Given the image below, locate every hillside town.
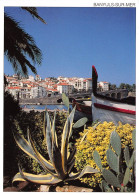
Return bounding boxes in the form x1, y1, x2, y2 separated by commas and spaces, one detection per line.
4, 74, 109, 100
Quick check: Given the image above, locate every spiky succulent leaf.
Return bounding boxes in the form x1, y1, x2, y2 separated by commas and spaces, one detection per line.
67, 158, 75, 174
13, 169, 62, 185
110, 130, 121, 156
51, 111, 58, 147
124, 146, 130, 167
51, 139, 66, 180
73, 117, 88, 129
68, 106, 76, 139
102, 169, 121, 188
123, 167, 130, 186
67, 147, 76, 165
62, 93, 69, 109
43, 108, 47, 137
106, 148, 119, 173
13, 132, 36, 159
27, 129, 56, 175
67, 166, 99, 181
132, 129, 136, 149
93, 150, 103, 171
46, 111, 53, 163
61, 107, 76, 174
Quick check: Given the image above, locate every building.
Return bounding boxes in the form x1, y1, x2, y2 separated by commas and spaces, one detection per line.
99, 81, 109, 91
57, 83, 73, 94
31, 86, 47, 98
6, 86, 21, 100
28, 75, 35, 82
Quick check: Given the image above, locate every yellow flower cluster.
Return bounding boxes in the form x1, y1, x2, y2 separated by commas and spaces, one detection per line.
75, 121, 135, 188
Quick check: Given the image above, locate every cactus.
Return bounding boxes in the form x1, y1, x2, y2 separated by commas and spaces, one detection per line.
93, 129, 136, 192
13, 94, 99, 185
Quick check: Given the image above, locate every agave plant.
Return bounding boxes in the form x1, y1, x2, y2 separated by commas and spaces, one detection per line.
13, 95, 99, 185
93, 129, 136, 192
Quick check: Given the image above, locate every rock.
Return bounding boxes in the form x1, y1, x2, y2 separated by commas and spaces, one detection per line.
17, 181, 29, 191
3, 187, 18, 192
39, 185, 50, 192
56, 185, 93, 192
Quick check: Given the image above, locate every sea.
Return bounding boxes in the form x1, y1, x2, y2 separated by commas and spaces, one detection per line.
20, 104, 72, 111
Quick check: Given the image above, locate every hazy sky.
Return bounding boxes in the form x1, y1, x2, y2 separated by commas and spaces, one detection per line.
4, 7, 136, 86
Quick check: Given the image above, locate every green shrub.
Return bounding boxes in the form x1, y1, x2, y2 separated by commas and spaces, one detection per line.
75, 121, 135, 188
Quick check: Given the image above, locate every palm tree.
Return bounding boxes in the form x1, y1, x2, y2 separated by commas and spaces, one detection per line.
4, 7, 46, 77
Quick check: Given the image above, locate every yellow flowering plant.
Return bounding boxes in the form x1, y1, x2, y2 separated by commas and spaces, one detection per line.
75, 121, 135, 188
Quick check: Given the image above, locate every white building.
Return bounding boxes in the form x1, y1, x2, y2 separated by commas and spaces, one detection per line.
99, 81, 109, 91
83, 78, 92, 91
6, 86, 21, 100
20, 87, 32, 99
57, 83, 73, 94
31, 86, 47, 98
28, 75, 35, 82
70, 78, 92, 92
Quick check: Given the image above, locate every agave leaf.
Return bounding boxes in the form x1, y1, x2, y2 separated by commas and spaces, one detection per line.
67, 166, 99, 181
27, 129, 56, 175
68, 106, 76, 139
101, 180, 113, 192
80, 131, 88, 143
46, 111, 53, 163
61, 107, 76, 174
62, 93, 69, 109
67, 147, 76, 165
110, 130, 121, 156
132, 129, 136, 149
51, 111, 58, 147
67, 158, 75, 174
106, 148, 119, 173
13, 167, 62, 185
124, 146, 130, 167
123, 167, 130, 186
52, 140, 66, 180
102, 169, 121, 188
73, 117, 88, 129
13, 132, 39, 162
93, 150, 103, 171
43, 107, 47, 138
61, 118, 70, 174
93, 121, 101, 130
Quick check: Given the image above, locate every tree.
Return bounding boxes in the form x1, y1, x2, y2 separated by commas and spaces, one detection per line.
4, 7, 46, 77
119, 83, 126, 89
109, 83, 117, 90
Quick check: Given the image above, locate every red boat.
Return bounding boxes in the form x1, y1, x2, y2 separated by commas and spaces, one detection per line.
72, 99, 92, 121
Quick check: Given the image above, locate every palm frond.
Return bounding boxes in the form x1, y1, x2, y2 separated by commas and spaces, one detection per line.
4, 13, 42, 76
21, 7, 46, 24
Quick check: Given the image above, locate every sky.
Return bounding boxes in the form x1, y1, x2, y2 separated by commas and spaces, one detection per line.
4, 7, 136, 86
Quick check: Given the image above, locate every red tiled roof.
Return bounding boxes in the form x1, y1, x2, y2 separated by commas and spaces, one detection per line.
58, 83, 71, 86
8, 86, 21, 89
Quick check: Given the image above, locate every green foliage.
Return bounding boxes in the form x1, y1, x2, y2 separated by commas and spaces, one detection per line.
93, 129, 136, 192
13, 94, 98, 185
73, 117, 88, 129
75, 121, 135, 188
